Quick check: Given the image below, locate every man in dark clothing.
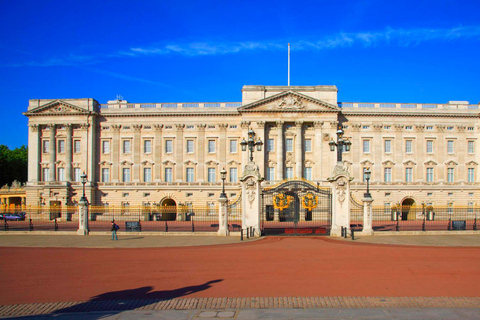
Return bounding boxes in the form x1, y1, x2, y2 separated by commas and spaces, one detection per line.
111, 220, 119, 240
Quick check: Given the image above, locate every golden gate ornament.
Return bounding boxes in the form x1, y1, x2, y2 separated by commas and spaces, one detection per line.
273, 193, 291, 212
301, 192, 318, 211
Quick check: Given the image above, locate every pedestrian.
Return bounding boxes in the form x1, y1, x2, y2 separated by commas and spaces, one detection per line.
111, 220, 119, 240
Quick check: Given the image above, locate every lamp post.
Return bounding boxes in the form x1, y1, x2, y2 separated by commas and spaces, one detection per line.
364, 167, 371, 198
329, 125, 351, 163
241, 128, 263, 162
220, 167, 227, 199
80, 172, 88, 204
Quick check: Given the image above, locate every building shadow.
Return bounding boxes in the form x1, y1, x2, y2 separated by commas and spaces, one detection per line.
20, 279, 224, 319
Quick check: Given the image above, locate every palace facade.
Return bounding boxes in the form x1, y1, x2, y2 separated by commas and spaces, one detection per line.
24, 85, 479, 211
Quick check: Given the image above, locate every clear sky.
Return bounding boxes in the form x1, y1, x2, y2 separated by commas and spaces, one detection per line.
1, 0, 479, 148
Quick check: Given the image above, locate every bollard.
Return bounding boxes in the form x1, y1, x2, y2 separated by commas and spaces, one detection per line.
474, 217, 477, 231
240, 229, 243, 241
250, 226, 253, 238
4, 219, 8, 231
344, 227, 348, 239
165, 220, 168, 232
351, 229, 355, 240
54, 218, 58, 231
246, 228, 250, 239
448, 218, 452, 231
191, 218, 194, 232
29, 218, 34, 231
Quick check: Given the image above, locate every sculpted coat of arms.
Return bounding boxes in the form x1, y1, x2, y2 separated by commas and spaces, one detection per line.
277, 95, 304, 109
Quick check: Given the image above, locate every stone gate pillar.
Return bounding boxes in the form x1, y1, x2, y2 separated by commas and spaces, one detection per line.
240, 162, 263, 237
362, 196, 374, 235
328, 164, 353, 237
77, 198, 89, 235
218, 195, 229, 236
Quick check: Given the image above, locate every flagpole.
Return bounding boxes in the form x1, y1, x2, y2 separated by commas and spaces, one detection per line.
288, 43, 290, 86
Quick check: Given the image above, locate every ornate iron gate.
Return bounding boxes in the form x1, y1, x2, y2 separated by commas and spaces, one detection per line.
261, 180, 332, 236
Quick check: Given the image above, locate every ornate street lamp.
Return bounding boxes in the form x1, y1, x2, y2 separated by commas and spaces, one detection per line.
329, 125, 351, 163
241, 128, 263, 162
364, 167, 371, 198
80, 172, 88, 204
220, 167, 227, 199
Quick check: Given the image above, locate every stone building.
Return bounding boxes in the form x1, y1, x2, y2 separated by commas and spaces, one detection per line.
23, 85, 479, 212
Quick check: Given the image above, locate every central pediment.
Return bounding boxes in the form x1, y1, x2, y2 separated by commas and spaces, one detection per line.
238, 91, 340, 113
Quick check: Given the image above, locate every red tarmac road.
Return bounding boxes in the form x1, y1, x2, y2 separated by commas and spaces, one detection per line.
1, 237, 479, 305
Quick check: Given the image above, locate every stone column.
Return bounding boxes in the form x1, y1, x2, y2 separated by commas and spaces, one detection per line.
436, 125, 446, 182
394, 125, 404, 182
415, 125, 425, 181
133, 124, 142, 182
28, 124, 40, 182
276, 121, 284, 181
328, 165, 352, 237
362, 196, 374, 235
219, 124, 228, 171
65, 124, 73, 181
77, 198, 89, 235
256, 121, 266, 178
49, 124, 56, 181
197, 124, 206, 182
295, 121, 303, 178
154, 125, 163, 181
111, 125, 121, 182
174, 124, 184, 182
218, 195, 229, 236
313, 121, 323, 181
373, 124, 383, 183
240, 163, 263, 237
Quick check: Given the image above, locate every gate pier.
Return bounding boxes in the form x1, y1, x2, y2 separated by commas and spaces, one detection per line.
328, 163, 353, 237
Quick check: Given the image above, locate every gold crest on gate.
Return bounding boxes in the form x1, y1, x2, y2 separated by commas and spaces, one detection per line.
273, 193, 291, 211
302, 192, 318, 211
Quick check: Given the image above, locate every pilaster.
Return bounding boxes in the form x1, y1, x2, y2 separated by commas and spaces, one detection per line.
48, 124, 56, 181
175, 124, 184, 182
154, 124, 163, 181
133, 124, 142, 182
65, 124, 73, 181
276, 121, 284, 181
197, 124, 206, 182
111, 125, 121, 182
313, 121, 323, 180
295, 121, 303, 178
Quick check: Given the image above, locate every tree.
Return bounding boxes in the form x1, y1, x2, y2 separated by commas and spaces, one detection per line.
0, 145, 28, 187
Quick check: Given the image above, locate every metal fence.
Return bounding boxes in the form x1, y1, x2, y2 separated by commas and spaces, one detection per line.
0, 204, 242, 233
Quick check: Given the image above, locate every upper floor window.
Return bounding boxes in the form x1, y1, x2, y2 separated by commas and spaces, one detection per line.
267, 139, 274, 152
164, 167, 173, 182
186, 167, 194, 182
304, 139, 312, 152
447, 140, 454, 154
123, 168, 131, 182
384, 140, 391, 153
426, 140, 433, 154
286, 139, 293, 152
74, 168, 81, 182
57, 140, 65, 153
266, 167, 275, 181
165, 140, 173, 153
74, 140, 81, 153
468, 168, 475, 183
144, 140, 152, 153
208, 168, 216, 182
229, 167, 238, 183
468, 141, 475, 154
102, 140, 110, 154
43, 140, 50, 153
186, 140, 194, 153
230, 140, 237, 153
286, 167, 294, 179
304, 167, 312, 180
208, 140, 216, 153
447, 168, 454, 182
384, 167, 392, 182
363, 140, 370, 153
123, 140, 131, 154
405, 167, 413, 182
143, 167, 152, 182
426, 167, 434, 182
57, 168, 65, 181
405, 140, 412, 154
42, 168, 50, 181
102, 168, 110, 183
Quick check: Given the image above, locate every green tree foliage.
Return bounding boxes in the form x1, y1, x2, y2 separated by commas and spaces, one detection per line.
0, 145, 28, 187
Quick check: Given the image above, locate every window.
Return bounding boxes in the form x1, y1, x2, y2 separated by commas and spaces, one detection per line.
426, 168, 434, 182
468, 168, 475, 182
208, 168, 216, 182
447, 140, 454, 154
426, 140, 433, 154
165, 140, 173, 153
267, 139, 274, 152
229, 140, 237, 153
468, 141, 475, 154
123, 168, 131, 182
186, 168, 194, 182
304, 167, 312, 180
58, 140, 65, 153
405, 126, 412, 130
186, 140, 194, 153
207, 202, 216, 215
405, 140, 412, 154
102, 140, 110, 154
447, 168, 454, 182
384, 140, 391, 153
165, 168, 173, 182
304, 139, 312, 152
123, 140, 131, 154
286, 139, 293, 152
405, 168, 413, 182
74, 140, 81, 153
42, 168, 50, 181
102, 168, 110, 182
144, 168, 152, 182
384, 203, 391, 214
208, 140, 216, 153
74, 168, 81, 182
57, 168, 65, 181
267, 167, 275, 181
384, 168, 392, 182
447, 126, 454, 131
363, 140, 370, 153
144, 140, 152, 153
43, 140, 50, 153
229, 168, 238, 183
286, 167, 294, 179
426, 126, 433, 130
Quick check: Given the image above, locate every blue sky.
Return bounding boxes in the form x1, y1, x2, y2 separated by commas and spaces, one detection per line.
1, 0, 479, 148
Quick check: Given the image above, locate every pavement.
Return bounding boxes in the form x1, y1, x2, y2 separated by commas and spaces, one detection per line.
1, 232, 480, 320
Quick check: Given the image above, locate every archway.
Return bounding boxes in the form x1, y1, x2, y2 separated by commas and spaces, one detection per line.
401, 198, 415, 221
160, 198, 177, 221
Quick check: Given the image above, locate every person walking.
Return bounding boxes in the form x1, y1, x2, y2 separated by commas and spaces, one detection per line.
111, 220, 119, 240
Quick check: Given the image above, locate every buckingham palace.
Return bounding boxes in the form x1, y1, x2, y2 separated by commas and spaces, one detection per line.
23, 85, 479, 213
